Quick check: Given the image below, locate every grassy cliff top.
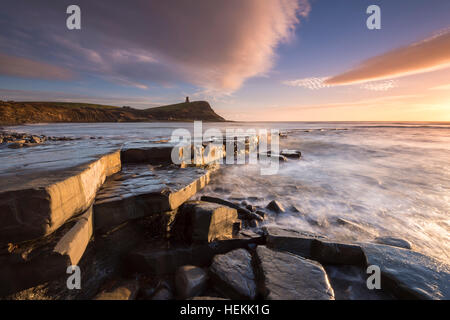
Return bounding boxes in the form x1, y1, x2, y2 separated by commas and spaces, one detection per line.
0, 100, 226, 125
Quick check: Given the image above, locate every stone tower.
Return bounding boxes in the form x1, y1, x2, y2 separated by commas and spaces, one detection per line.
185, 96, 190, 103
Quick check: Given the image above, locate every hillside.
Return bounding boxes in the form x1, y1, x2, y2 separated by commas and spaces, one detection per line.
0, 100, 226, 125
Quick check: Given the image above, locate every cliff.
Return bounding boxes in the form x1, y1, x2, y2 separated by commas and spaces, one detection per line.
0, 100, 226, 125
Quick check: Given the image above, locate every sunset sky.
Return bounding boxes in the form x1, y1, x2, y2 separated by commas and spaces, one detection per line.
1, 0, 449, 121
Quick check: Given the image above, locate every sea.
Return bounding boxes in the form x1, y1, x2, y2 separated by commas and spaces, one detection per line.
2, 121, 449, 263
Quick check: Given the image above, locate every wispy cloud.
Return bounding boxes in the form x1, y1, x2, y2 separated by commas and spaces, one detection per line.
325, 28, 450, 85
429, 83, 450, 91
0, 53, 74, 80
360, 80, 397, 91
283, 77, 330, 89
283, 77, 397, 91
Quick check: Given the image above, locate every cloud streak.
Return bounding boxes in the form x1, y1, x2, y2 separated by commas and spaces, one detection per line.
429, 83, 450, 91
0, 53, 74, 80
283, 77, 330, 89
360, 80, 397, 91
284, 77, 397, 91
325, 29, 450, 85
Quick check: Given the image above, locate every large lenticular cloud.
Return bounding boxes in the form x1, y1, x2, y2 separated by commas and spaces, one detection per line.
0, 0, 310, 92
325, 29, 450, 85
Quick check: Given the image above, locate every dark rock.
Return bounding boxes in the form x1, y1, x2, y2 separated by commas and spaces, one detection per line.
246, 204, 256, 212
266, 200, 285, 213
94, 165, 216, 233
258, 153, 288, 162
190, 296, 228, 300
247, 219, 259, 228
30, 136, 43, 144
201, 196, 242, 210
255, 246, 334, 300
232, 221, 242, 236
210, 249, 257, 300
23, 142, 39, 148
264, 226, 324, 259
361, 243, 450, 300
325, 265, 395, 300
264, 226, 364, 265
136, 277, 172, 300
125, 245, 193, 276
175, 265, 208, 299
200, 196, 263, 221
121, 142, 222, 166
304, 215, 326, 227
94, 279, 139, 300
124, 231, 264, 276
255, 210, 267, 219
151, 287, 173, 300
75, 221, 146, 298
0, 207, 93, 297
280, 149, 302, 159
121, 144, 190, 165
311, 240, 365, 265
0, 150, 121, 246
335, 218, 375, 236
7, 142, 24, 149
374, 236, 412, 250
3, 219, 146, 300
246, 211, 265, 222
176, 201, 238, 243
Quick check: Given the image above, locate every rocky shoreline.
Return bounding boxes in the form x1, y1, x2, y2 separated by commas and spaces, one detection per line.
0, 130, 449, 300
0, 130, 79, 149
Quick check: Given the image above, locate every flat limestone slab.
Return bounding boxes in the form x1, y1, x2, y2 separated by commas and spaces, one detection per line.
255, 246, 335, 300
0, 206, 93, 297
121, 142, 190, 164
93, 164, 217, 233
0, 149, 120, 246
361, 243, 450, 300
121, 142, 223, 166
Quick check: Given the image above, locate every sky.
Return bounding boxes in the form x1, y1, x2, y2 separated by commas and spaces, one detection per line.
0, 0, 449, 121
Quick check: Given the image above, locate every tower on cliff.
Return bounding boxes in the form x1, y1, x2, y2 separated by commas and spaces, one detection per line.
185, 96, 190, 103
